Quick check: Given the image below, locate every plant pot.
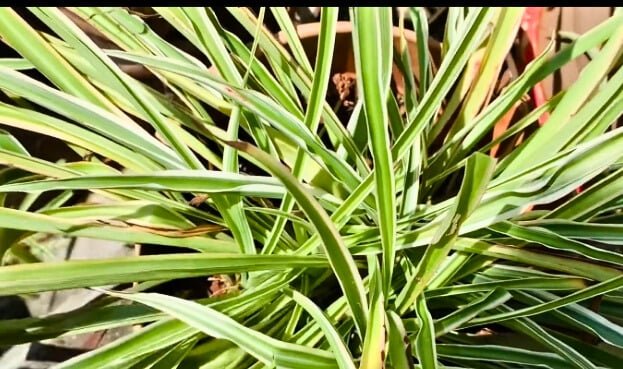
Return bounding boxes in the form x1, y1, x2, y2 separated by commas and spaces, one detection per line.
208, 21, 442, 196
277, 21, 441, 98
206, 21, 440, 105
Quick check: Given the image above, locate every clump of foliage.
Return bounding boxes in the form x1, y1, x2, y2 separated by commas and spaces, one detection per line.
0, 7, 622, 369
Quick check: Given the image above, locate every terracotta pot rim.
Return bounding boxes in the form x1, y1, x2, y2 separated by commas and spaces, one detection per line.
277, 20, 422, 45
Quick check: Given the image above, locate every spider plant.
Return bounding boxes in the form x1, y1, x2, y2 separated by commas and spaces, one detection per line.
0, 6, 622, 369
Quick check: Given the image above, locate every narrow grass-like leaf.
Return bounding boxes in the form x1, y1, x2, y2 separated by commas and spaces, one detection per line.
286, 288, 356, 369
224, 139, 368, 338
0, 102, 159, 172
106, 51, 365, 194
465, 128, 623, 232
397, 153, 495, 313
270, 7, 314, 76
447, 8, 524, 137
490, 221, 623, 265
61, 280, 286, 369
0, 253, 328, 296
0, 206, 234, 253
149, 336, 198, 369
409, 7, 431, 98
286, 8, 497, 260
434, 344, 569, 369
30, 7, 203, 170
414, 295, 437, 369
550, 330, 623, 368
392, 8, 495, 161
395, 8, 424, 218
1, 272, 294, 346
426, 277, 588, 298
561, 63, 623, 148
499, 21, 623, 177
0, 8, 123, 113
352, 7, 396, 296
0, 149, 227, 223
0, 170, 286, 198
223, 7, 301, 107
467, 275, 623, 326
502, 313, 597, 369
263, 7, 339, 255
359, 258, 386, 369
529, 290, 623, 348
0, 58, 33, 70
0, 129, 28, 156
173, 9, 262, 259
434, 288, 511, 336
547, 166, 623, 220
0, 67, 182, 169
56, 319, 197, 369
105, 291, 339, 369
387, 310, 412, 369
519, 220, 623, 245
453, 238, 622, 282
448, 13, 623, 165
223, 7, 370, 175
